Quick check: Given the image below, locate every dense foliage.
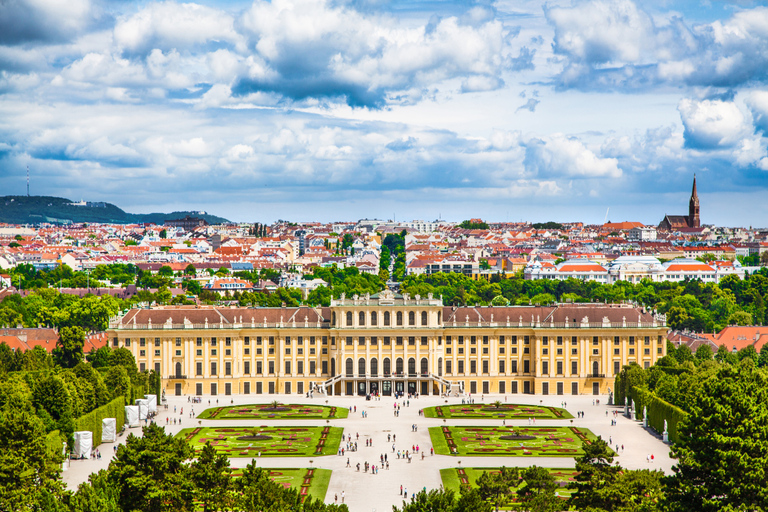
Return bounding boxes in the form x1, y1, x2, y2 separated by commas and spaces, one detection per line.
400, 270, 768, 329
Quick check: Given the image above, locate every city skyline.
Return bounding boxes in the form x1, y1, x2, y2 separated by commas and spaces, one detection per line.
1, 0, 768, 226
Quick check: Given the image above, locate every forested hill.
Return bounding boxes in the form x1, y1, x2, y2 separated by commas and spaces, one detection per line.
0, 196, 230, 225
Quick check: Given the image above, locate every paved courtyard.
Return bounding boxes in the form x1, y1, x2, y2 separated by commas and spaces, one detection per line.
63, 392, 675, 511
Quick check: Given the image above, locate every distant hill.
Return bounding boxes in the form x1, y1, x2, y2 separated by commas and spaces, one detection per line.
0, 196, 230, 225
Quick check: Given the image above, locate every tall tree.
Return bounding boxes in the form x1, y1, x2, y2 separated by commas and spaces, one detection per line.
568, 437, 620, 512
54, 326, 85, 368
476, 466, 518, 511
189, 442, 232, 512
0, 405, 65, 511
665, 361, 768, 512
108, 423, 195, 512
517, 466, 560, 512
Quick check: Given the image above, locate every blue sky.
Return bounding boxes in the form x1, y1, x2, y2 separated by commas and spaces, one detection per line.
1, 0, 767, 226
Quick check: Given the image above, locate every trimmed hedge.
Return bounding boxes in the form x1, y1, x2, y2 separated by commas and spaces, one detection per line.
630, 386, 688, 444
73, 396, 126, 448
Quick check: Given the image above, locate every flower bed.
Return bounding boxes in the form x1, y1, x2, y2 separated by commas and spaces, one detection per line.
177, 426, 342, 457
429, 426, 602, 457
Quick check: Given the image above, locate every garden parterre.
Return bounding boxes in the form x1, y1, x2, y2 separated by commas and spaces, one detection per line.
230, 468, 332, 502
178, 426, 342, 457
429, 426, 602, 457
424, 403, 573, 420
197, 403, 348, 420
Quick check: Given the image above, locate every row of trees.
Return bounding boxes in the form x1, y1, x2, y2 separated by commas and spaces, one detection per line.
399, 357, 768, 511
0, 417, 348, 512
0, 341, 152, 448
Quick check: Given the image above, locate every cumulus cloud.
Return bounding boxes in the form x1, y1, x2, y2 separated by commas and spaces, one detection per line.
232, 0, 511, 107
524, 134, 622, 179
678, 98, 749, 149
546, 1, 768, 90
114, 1, 242, 55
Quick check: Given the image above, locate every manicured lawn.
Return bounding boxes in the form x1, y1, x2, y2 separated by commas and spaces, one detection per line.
178, 426, 343, 457
441, 467, 578, 503
197, 403, 348, 420
424, 403, 573, 420
429, 426, 603, 457
231, 468, 332, 502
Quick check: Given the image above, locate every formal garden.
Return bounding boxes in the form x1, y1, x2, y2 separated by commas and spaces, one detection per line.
429, 426, 603, 456
424, 402, 573, 420
440, 467, 578, 500
230, 467, 332, 502
197, 402, 348, 420
178, 426, 343, 457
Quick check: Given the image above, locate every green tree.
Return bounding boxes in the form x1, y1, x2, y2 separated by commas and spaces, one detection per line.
0, 405, 65, 511
54, 325, 85, 368
86, 345, 112, 368
32, 374, 72, 423
727, 310, 753, 326
517, 466, 560, 512
569, 437, 620, 512
108, 423, 195, 512
189, 442, 233, 512
104, 365, 131, 403
476, 466, 518, 511
68, 470, 121, 512
666, 362, 768, 512
694, 345, 713, 363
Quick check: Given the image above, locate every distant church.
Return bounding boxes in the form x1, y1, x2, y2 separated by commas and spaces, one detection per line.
659, 175, 700, 230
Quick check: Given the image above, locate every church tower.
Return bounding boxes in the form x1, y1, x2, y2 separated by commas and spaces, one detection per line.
688, 174, 700, 228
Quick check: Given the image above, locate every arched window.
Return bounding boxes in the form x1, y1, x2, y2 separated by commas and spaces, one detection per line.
592, 361, 599, 377
396, 312, 403, 326
384, 311, 390, 326
332, 312, 336, 326
437, 312, 441, 323
437, 357, 442, 377
346, 311, 353, 326
408, 358, 416, 376
421, 311, 428, 326
383, 358, 391, 376
358, 357, 366, 376
396, 358, 403, 375
370, 358, 378, 377
359, 311, 365, 326
408, 311, 415, 326
371, 311, 378, 326
175, 362, 182, 378
346, 358, 354, 376
420, 357, 428, 376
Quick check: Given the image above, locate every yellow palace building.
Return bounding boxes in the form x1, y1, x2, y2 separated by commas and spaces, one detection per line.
107, 290, 666, 398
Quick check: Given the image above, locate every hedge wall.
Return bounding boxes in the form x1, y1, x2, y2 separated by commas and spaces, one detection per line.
630, 386, 688, 444
130, 383, 148, 405
73, 396, 126, 448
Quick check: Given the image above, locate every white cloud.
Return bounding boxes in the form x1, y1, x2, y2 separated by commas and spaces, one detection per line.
0, 0, 92, 45
524, 134, 622, 179
678, 98, 749, 149
234, 0, 510, 106
746, 90, 768, 135
547, 1, 768, 90
114, 1, 242, 54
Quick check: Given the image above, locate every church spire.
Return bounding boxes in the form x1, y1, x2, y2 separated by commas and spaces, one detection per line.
689, 174, 700, 228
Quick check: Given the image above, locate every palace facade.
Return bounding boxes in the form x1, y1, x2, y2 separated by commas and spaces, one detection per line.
107, 291, 667, 398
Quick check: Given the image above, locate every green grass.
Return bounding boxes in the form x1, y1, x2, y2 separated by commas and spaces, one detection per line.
424, 403, 573, 420
429, 426, 604, 457
178, 426, 342, 457
197, 403, 348, 420
441, 467, 578, 506
230, 468, 331, 502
